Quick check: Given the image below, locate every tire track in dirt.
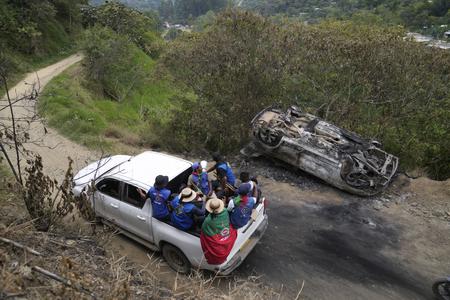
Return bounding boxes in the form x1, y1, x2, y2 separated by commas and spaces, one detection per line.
1, 53, 99, 179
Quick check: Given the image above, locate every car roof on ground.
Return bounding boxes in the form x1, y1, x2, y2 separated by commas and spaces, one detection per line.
111, 151, 192, 188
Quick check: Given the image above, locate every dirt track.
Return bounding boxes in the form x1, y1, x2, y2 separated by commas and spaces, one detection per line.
2, 56, 449, 299
0, 53, 98, 179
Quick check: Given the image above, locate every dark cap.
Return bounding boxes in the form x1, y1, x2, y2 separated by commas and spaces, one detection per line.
154, 175, 169, 189
212, 152, 223, 162
238, 183, 251, 195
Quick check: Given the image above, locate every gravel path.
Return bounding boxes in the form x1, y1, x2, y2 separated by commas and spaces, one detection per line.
1, 53, 99, 180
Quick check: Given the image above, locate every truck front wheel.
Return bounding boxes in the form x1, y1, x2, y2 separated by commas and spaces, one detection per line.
162, 244, 191, 274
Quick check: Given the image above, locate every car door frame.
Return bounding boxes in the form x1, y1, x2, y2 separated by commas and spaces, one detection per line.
94, 177, 124, 225
117, 182, 153, 242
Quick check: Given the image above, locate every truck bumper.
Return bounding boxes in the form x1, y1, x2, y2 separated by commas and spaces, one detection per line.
217, 214, 269, 275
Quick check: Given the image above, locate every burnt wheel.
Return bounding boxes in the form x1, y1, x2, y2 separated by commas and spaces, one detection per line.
433, 279, 450, 300
162, 244, 191, 274
257, 128, 282, 147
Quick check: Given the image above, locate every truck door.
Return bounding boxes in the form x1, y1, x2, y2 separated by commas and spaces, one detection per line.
95, 178, 122, 224
119, 183, 153, 242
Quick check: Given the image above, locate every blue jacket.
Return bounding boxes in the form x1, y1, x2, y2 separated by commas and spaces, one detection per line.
217, 162, 236, 186
230, 196, 255, 229
170, 196, 206, 231
191, 172, 210, 195
147, 187, 171, 220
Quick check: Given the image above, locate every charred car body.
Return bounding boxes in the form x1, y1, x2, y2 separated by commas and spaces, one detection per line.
242, 106, 398, 196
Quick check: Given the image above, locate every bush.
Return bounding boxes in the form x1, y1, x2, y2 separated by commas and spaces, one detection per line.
161, 10, 450, 179
80, 26, 152, 102
163, 10, 289, 152
82, 2, 163, 58
22, 156, 76, 232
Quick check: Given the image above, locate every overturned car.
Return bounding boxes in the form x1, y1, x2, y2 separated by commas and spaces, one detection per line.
242, 106, 398, 196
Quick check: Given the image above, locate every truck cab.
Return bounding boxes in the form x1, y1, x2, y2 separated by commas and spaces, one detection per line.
73, 151, 268, 274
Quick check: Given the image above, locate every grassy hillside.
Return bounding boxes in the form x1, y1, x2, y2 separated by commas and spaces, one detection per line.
39, 58, 181, 150
0, 0, 87, 83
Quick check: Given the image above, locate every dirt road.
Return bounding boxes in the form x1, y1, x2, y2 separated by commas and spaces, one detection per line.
2, 56, 449, 299
1, 53, 98, 179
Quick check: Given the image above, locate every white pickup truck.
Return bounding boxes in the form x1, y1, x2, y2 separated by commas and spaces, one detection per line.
72, 151, 268, 274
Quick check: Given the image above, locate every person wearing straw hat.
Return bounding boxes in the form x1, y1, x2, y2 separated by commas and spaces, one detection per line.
200, 198, 237, 265
170, 187, 206, 231
137, 175, 171, 221
227, 183, 256, 229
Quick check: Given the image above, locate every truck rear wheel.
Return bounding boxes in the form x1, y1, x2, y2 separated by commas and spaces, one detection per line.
162, 244, 191, 274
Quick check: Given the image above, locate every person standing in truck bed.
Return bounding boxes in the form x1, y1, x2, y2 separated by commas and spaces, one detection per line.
137, 175, 171, 221
207, 152, 236, 187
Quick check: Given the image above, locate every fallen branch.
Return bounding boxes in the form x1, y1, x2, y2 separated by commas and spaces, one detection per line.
2, 292, 27, 299
32, 266, 97, 299
294, 280, 305, 300
0, 236, 42, 256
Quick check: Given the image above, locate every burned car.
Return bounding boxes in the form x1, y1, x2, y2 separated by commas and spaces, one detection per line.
242, 106, 398, 196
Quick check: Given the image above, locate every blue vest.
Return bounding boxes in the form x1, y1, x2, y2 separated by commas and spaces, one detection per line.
170, 196, 195, 230
192, 172, 210, 195
147, 187, 170, 219
217, 162, 236, 186
230, 196, 255, 229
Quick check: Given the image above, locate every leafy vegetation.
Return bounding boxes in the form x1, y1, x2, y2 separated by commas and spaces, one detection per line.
160, 10, 450, 180
82, 2, 163, 57
242, 0, 450, 37
34, 2, 449, 180
159, 0, 227, 23
0, 0, 87, 82
38, 62, 180, 150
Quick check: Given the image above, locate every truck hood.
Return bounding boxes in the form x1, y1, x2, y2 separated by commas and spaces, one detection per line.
72, 155, 131, 196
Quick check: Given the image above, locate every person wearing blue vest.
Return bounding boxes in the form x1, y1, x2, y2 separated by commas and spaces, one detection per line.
137, 175, 171, 221
227, 183, 256, 229
170, 187, 206, 231
239, 172, 258, 198
188, 161, 212, 197
207, 152, 236, 187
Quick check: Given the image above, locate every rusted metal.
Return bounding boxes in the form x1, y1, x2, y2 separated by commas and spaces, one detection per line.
242, 106, 399, 196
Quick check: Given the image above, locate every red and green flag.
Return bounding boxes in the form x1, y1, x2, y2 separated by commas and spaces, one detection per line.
200, 210, 237, 265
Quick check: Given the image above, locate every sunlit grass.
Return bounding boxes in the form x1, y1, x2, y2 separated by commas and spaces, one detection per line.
38, 58, 180, 151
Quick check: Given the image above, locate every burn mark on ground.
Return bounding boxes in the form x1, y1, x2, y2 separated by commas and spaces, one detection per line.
237, 198, 431, 299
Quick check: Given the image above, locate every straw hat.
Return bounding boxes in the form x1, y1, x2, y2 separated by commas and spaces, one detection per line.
180, 187, 197, 203
206, 198, 225, 214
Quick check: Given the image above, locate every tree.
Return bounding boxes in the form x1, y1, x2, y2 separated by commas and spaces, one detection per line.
80, 26, 151, 102
161, 10, 450, 179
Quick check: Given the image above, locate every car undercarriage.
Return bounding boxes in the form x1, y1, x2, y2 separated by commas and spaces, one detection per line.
242, 106, 399, 196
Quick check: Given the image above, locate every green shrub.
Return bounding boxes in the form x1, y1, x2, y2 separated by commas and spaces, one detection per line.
82, 2, 164, 58
161, 10, 450, 179
80, 26, 153, 102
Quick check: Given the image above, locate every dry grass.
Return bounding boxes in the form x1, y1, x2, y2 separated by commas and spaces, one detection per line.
0, 175, 281, 300
0, 219, 280, 299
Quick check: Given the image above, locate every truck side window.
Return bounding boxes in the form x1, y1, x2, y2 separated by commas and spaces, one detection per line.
123, 184, 145, 209
96, 178, 120, 199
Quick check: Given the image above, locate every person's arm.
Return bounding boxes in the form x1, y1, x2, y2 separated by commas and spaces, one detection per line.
227, 199, 235, 211
137, 187, 147, 199
187, 174, 195, 189
207, 179, 213, 197
252, 183, 258, 198
207, 163, 218, 173
191, 201, 206, 216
